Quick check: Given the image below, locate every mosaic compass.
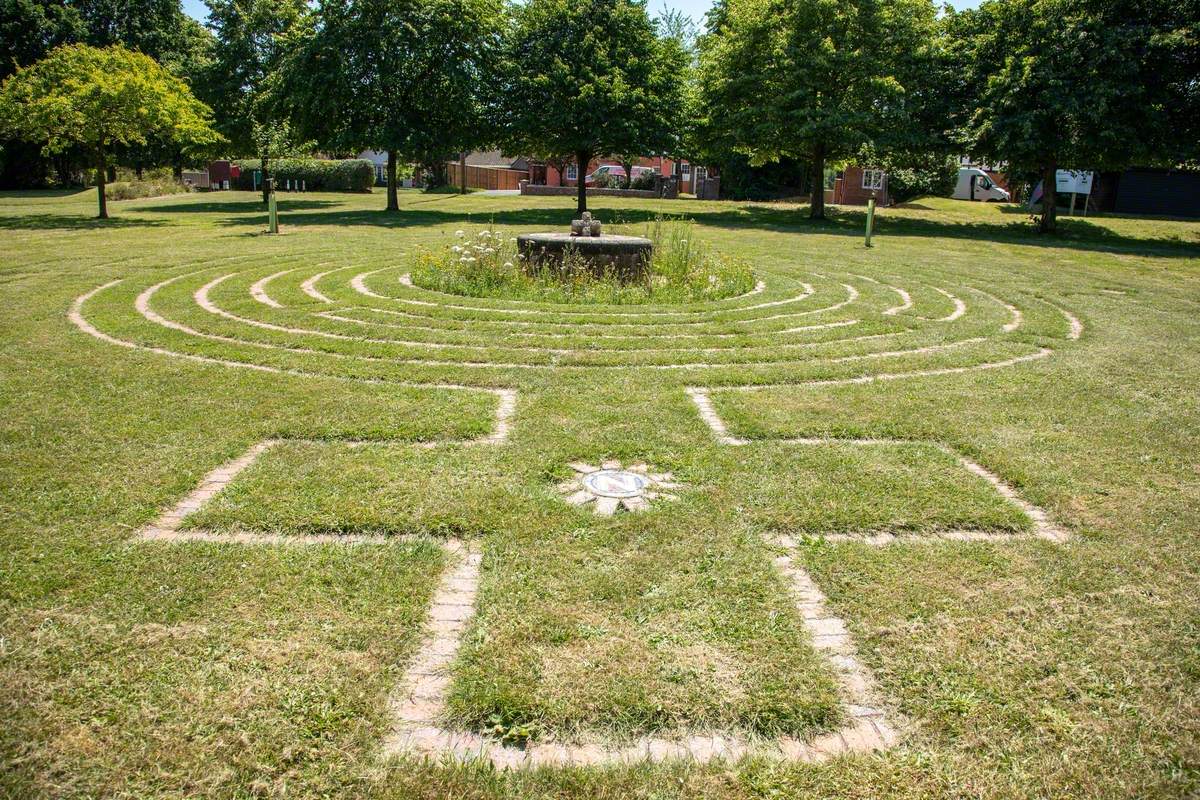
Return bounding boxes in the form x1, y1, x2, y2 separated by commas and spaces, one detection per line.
559, 460, 682, 516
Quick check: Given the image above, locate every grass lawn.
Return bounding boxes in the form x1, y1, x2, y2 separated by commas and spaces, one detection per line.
1, 188, 1198, 798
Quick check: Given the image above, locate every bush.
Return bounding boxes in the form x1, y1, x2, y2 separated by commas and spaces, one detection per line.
630, 171, 657, 190
105, 168, 192, 200
230, 158, 375, 192
590, 172, 622, 188
884, 155, 958, 203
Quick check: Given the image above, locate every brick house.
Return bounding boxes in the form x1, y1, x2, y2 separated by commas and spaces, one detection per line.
539, 156, 715, 194
832, 165, 892, 206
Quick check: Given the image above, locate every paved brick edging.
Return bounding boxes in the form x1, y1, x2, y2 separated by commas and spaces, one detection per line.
381, 532, 898, 768
685, 387, 1067, 544
135, 389, 516, 545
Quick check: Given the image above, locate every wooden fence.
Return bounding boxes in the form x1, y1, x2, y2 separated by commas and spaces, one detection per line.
446, 163, 530, 191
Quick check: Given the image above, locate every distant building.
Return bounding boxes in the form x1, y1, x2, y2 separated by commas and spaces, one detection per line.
1093, 168, 1200, 218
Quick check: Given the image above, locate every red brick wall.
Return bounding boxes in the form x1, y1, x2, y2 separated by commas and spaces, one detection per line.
834, 166, 891, 206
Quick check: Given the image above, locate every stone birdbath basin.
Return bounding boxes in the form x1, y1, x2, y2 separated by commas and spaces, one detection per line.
516, 213, 652, 281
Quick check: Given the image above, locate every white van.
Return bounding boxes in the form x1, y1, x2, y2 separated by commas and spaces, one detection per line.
952, 167, 1010, 202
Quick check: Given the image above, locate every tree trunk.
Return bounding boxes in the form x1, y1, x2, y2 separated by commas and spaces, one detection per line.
459, 152, 467, 194
1039, 164, 1057, 233
809, 142, 825, 220
576, 149, 590, 215
173, 159, 183, 179
135, 163, 144, 180
261, 156, 270, 204
622, 159, 633, 189
96, 148, 108, 219
386, 150, 399, 211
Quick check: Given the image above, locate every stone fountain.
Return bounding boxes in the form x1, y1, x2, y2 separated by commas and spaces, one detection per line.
516, 213, 653, 281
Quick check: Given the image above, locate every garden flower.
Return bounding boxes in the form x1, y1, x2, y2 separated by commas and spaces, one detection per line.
455, 230, 465, 237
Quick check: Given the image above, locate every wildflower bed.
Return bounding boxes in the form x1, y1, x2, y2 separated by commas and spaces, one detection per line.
410, 219, 755, 305
2, 189, 1199, 798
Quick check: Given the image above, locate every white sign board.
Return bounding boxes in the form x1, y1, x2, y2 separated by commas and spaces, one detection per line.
1055, 170, 1093, 194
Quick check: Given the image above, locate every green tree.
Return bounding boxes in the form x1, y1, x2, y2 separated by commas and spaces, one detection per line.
73, 0, 192, 61
697, 0, 935, 219
0, 0, 84, 80
953, 0, 1190, 232
203, 0, 307, 157
0, 44, 221, 217
500, 0, 687, 214
285, 0, 500, 211
251, 117, 311, 201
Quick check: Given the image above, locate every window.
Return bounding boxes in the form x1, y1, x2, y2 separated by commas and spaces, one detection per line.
565, 164, 578, 180
862, 169, 885, 191
682, 163, 691, 177
694, 166, 708, 182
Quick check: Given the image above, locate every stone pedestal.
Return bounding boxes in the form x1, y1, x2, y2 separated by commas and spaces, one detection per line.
516, 233, 653, 281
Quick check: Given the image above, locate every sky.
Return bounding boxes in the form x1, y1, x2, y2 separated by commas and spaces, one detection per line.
181, 0, 982, 27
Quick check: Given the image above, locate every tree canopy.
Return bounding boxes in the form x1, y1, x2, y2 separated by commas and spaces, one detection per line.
499, 0, 687, 213
0, 43, 221, 216
697, 0, 937, 219
202, 0, 307, 154
285, 0, 500, 210
952, 0, 1196, 231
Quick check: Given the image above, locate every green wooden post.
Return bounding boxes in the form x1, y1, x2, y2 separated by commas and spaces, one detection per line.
865, 195, 876, 248
267, 178, 278, 234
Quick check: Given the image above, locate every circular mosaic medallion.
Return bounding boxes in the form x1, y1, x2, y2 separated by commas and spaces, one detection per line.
559, 460, 683, 515
583, 469, 648, 499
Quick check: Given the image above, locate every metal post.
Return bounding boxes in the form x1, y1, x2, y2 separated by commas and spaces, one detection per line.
267, 178, 278, 234
865, 195, 876, 248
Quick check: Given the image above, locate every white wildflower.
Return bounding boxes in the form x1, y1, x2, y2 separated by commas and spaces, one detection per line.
455, 230, 465, 238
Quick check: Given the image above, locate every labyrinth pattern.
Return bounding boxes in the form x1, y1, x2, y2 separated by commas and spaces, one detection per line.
75, 258, 1082, 767
70, 261, 1081, 388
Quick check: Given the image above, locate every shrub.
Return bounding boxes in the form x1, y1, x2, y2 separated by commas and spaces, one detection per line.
590, 172, 622, 189
105, 168, 192, 200
230, 158, 375, 192
630, 171, 657, 191
885, 155, 958, 203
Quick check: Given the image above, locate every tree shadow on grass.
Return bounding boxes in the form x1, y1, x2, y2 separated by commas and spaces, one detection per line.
131, 198, 342, 215
0, 214, 168, 230
201, 202, 1200, 259
103, 191, 1200, 258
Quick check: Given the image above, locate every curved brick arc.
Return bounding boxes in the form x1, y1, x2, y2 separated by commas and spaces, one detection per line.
75, 261, 1082, 376
118, 273, 1020, 371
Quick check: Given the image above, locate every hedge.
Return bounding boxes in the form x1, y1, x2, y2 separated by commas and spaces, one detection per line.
230, 158, 375, 192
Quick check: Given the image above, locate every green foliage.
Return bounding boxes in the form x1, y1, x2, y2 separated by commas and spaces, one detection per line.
0, 44, 220, 158
630, 171, 657, 191
230, 157, 374, 191
0, 0, 85, 81
202, 0, 309, 154
856, 145, 957, 203
104, 168, 194, 200
949, 0, 1197, 230
410, 220, 755, 305
283, 0, 500, 209
0, 43, 221, 215
590, 172, 622, 189
696, 0, 938, 217
500, 0, 687, 211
